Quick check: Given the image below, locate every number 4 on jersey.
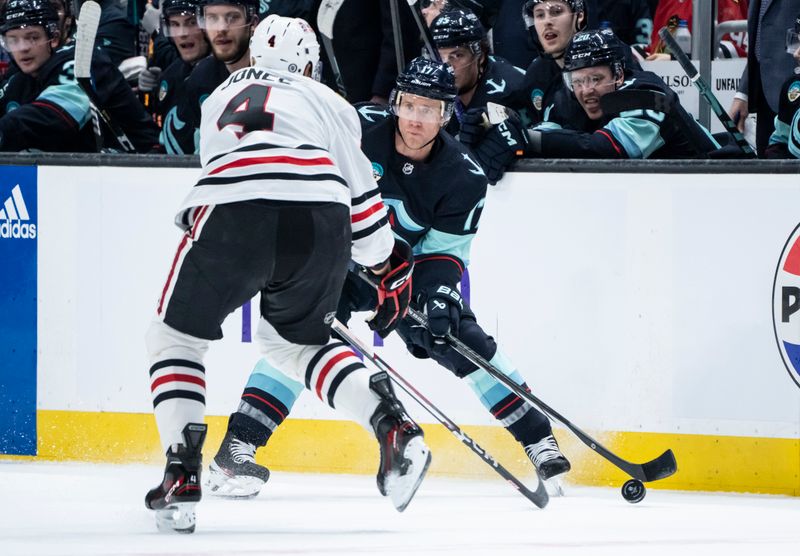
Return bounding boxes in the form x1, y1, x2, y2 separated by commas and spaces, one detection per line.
217, 84, 276, 137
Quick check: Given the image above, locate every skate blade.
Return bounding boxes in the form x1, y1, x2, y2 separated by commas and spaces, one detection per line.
154, 502, 197, 534
385, 436, 431, 512
205, 462, 266, 499
544, 477, 565, 497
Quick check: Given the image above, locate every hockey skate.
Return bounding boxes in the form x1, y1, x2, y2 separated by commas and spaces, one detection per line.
370, 373, 431, 512
525, 434, 571, 496
145, 423, 207, 534
205, 431, 270, 498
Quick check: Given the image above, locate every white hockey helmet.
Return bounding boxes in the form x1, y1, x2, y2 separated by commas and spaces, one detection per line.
250, 14, 322, 81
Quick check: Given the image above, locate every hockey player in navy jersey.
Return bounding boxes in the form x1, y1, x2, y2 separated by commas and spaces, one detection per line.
138, 0, 210, 126
765, 13, 800, 159
463, 29, 719, 181
0, 0, 157, 151
144, 15, 428, 532
429, 7, 525, 137
206, 56, 571, 501
160, 0, 258, 153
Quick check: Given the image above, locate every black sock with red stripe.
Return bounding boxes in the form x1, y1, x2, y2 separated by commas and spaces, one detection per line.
491, 389, 552, 446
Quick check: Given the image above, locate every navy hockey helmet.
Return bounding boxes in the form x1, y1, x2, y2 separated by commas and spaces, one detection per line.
0, 0, 59, 37
197, 0, 259, 24
163, 0, 201, 17
161, 0, 201, 36
521, 0, 587, 56
431, 7, 486, 55
390, 57, 457, 123
562, 29, 626, 90
564, 29, 626, 72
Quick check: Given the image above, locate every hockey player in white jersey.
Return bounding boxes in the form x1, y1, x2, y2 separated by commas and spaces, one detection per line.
144, 15, 429, 533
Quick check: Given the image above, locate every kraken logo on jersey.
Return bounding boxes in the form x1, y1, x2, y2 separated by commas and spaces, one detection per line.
402, 162, 414, 175
371, 162, 384, 181
461, 153, 485, 176
788, 81, 800, 103
486, 78, 506, 95
358, 105, 389, 123
159, 81, 168, 103
531, 88, 543, 112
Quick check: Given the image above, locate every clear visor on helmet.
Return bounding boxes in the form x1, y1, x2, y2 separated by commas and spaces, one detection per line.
787, 29, 800, 55
0, 25, 51, 52
162, 11, 201, 37
563, 69, 617, 92
439, 44, 480, 70
391, 92, 453, 123
197, 5, 251, 32
529, 2, 573, 23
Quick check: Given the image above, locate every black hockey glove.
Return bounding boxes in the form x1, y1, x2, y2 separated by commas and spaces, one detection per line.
365, 239, 414, 337
459, 107, 490, 147
423, 284, 464, 342
470, 110, 528, 185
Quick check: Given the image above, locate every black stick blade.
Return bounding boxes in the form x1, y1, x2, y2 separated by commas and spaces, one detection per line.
640, 449, 678, 482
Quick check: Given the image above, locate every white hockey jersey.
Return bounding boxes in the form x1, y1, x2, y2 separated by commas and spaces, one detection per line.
177, 66, 393, 268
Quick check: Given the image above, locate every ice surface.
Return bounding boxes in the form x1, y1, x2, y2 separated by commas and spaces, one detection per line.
0, 461, 798, 556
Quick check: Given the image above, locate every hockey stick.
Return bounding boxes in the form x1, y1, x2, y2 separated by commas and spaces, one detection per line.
402, 305, 677, 483
317, 0, 348, 98
352, 264, 676, 482
657, 26, 756, 158
389, 0, 405, 72
405, 0, 440, 61
75, 1, 136, 153
331, 319, 549, 509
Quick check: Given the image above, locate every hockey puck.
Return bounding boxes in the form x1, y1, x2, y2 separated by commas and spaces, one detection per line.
621, 479, 646, 503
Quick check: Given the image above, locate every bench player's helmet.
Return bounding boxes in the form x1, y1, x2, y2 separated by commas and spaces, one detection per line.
430, 7, 487, 56
0, 0, 59, 40
562, 29, 626, 91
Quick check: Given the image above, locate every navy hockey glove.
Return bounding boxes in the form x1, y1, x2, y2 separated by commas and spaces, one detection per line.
470, 110, 528, 185
366, 239, 414, 337
423, 285, 464, 342
459, 107, 490, 147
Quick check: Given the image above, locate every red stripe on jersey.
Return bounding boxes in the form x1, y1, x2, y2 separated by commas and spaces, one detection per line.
242, 393, 286, 420
314, 351, 352, 400
596, 130, 623, 156
157, 205, 209, 315
208, 155, 335, 175
150, 373, 206, 392
32, 101, 76, 129
352, 201, 385, 223
416, 255, 464, 275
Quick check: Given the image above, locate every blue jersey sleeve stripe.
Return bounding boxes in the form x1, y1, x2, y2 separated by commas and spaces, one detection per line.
604, 114, 665, 159
414, 228, 474, 266
37, 82, 91, 127
769, 117, 790, 146
383, 198, 425, 232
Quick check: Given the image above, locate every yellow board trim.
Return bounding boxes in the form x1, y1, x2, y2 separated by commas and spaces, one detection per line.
2, 410, 797, 496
